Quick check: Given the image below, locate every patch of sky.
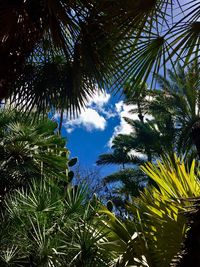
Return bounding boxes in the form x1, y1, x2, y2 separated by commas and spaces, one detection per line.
53, 88, 151, 177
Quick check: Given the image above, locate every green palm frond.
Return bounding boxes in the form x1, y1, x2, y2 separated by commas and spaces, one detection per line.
8, 61, 106, 117
28, 217, 61, 267
152, 62, 200, 156
0, 245, 28, 267
62, 221, 113, 267
97, 133, 146, 168
123, 118, 168, 157
2, 178, 117, 266
6, 181, 63, 218
0, 109, 71, 201
96, 152, 142, 167
141, 155, 200, 199
104, 168, 146, 184
118, 1, 200, 91
101, 155, 200, 266
1, 1, 200, 113
103, 168, 147, 198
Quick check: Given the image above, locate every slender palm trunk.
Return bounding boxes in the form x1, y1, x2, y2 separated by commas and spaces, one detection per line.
137, 101, 144, 123
122, 162, 125, 169
58, 109, 64, 134
190, 121, 200, 158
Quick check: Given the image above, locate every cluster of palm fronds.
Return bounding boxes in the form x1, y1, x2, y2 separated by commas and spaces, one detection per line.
1, 1, 200, 115
1, 113, 200, 266
0, 109, 73, 202
0, 109, 115, 266
1, 109, 200, 266
100, 155, 200, 267
0, 180, 118, 266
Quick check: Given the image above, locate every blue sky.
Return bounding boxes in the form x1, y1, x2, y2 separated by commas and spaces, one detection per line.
55, 90, 143, 177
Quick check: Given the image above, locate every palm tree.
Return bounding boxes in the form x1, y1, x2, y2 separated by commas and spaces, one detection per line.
0, 109, 71, 202
1, 1, 199, 113
97, 112, 175, 168
96, 134, 143, 169
96, 82, 179, 207
123, 81, 154, 123
151, 62, 200, 158
122, 62, 200, 159
123, 117, 176, 161
103, 168, 147, 198
96, 134, 148, 208
0, 180, 115, 266
101, 155, 200, 267
122, 79, 177, 160
0, 0, 155, 113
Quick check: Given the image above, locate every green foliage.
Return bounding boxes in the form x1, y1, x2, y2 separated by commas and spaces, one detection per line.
141, 155, 200, 199
1, 1, 199, 113
0, 180, 115, 267
104, 168, 147, 198
100, 155, 200, 266
96, 134, 147, 208
0, 109, 70, 202
106, 62, 200, 169
152, 62, 200, 157
97, 134, 144, 168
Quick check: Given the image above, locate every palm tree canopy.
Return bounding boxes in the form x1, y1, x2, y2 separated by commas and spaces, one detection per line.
121, 62, 200, 158
0, 109, 70, 200
0, 180, 115, 266
1, 1, 200, 114
149, 62, 200, 155
96, 134, 144, 167
103, 168, 148, 197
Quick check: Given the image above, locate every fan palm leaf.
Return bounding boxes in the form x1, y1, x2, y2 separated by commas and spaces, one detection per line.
1, 1, 200, 113
0, 109, 70, 201
1, 180, 116, 266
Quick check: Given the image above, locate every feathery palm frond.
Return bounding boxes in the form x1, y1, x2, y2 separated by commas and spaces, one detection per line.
96, 153, 142, 167
97, 133, 145, 168
103, 168, 148, 198
150, 62, 200, 156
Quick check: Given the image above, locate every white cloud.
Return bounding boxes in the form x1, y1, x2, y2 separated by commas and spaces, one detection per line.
100, 108, 116, 119
115, 101, 124, 113
108, 102, 137, 147
54, 90, 112, 133
128, 149, 148, 161
87, 91, 116, 119
87, 91, 111, 108
66, 127, 74, 133
64, 108, 107, 132
108, 101, 153, 147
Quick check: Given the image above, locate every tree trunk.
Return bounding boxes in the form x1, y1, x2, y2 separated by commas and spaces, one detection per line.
176, 203, 200, 267
190, 120, 200, 159
137, 101, 144, 122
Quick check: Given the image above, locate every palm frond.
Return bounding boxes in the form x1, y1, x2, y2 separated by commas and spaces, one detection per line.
1, 1, 200, 114
101, 155, 200, 266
